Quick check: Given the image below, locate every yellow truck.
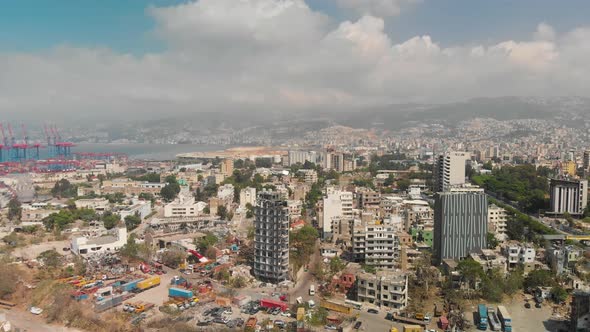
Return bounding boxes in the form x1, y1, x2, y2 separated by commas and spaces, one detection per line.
297, 307, 305, 321
320, 300, 352, 315
390, 328, 399, 332
403, 325, 423, 332
136, 276, 161, 290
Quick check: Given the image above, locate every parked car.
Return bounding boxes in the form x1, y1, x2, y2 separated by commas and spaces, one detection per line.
525, 302, 531, 309
324, 324, 338, 330
535, 302, 542, 308
281, 311, 292, 317
368, 308, 379, 314
354, 321, 362, 329
274, 320, 286, 328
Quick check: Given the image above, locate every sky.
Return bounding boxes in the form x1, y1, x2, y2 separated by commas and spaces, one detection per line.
1, 0, 590, 119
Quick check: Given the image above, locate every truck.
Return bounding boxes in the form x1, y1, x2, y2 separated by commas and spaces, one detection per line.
403, 325, 422, 332
320, 300, 352, 315
488, 306, 501, 331
136, 276, 160, 290
309, 285, 315, 296
390, 314, 427, 327
260, 298, 288, 311
245, 317, 258, 329
477, 304, 488, 330
297, 307, 305, 321
169, 287, 193, 299
497, 305, 512, 332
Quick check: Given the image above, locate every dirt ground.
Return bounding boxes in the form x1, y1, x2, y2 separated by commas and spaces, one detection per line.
12, 239, 71, 260
2, 308, 82, 332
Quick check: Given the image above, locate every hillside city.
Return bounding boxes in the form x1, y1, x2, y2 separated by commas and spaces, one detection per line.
2, 121, 590, 332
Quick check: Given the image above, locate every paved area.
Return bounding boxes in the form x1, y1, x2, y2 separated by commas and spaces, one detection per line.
131, 269, 176, 306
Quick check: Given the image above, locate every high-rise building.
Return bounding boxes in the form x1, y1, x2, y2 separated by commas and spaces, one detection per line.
584, 150, 590, 171
322, 188, 353, 239
253, 191, 290, 283
434, 151, 469, 192
434, 188, 488, 263
549, 178, 588, 216
220, 158, 234, 176
570, 291, 590, 332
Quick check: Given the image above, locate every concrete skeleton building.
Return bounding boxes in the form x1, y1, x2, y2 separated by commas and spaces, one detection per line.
488, 204, 508, 242
434, 151, 469, 192
549, 178, 588, 216
253, 191, 290, 283
434, 187, 488, 263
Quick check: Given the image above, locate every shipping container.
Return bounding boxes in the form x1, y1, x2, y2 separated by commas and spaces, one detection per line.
216, 297, 231, 306
232, 295, 251, 307
94, 294, 125, 312
119, 279, 143, 292
438, 316, 448, 330
260, 298, 288, 311
320, 300, 352, 315
168, 287, 194, 299
137, 276, 160, 290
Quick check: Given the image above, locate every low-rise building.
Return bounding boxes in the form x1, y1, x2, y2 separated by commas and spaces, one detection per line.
356, 270, 408, 310
118, 200, 152, 220
75, 198, 110, 213
504, 243, 536, 271
469, 249, 507, 274
299, 169, 318, 184
488, 204, 508, 242
164, 195, 206, 218
70, 227, 127, 256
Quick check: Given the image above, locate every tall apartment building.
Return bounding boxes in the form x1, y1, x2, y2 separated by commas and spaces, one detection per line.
322, 189, 353, 239
549, 178, 588, 216
352, 224, 399, 270
434, 188, 488, 263
239, 187, 256, 208
488, 204, 508, 242
288, 150, 318, 166
584, 150, 590, 172
253, 191, 290, 283
220, 158, 234, 176
356, 270, 408, 310
434, 151, 469, 192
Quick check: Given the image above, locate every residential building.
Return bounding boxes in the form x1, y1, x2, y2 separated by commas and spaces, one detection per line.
239, 187, 257, 208
101, 179, 165, 196
118, 200, 152, 220
71, 228, 127, 256
504, 243, 536, 271
356, 270, 408, 310
164, 196, 206, 217
286, 200, 302, 220
220, 158, 234, 176
253, 191, 290, 283
434, 151, 469, 192
217, 184, 235, 208
299, 169, 318, 184
352, 223, 399, 270
75, 198, 110, 213
288, 150, 317, 166
549, 178, 588, 216
322, 189, 353, 239
584, 150, 590, 172
488, 204, 508, 242
356, 189, 381, 210
434, 189, 488, 263
469, 249, 507, 274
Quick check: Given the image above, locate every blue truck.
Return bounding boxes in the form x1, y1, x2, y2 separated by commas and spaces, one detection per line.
169, 287, 193, 299
477, 304, 488, 330
119, 279, 143, 292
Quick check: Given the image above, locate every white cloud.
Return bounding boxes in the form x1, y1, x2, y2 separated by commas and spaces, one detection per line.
0, 0, 589, 118
335, 0, 419, 17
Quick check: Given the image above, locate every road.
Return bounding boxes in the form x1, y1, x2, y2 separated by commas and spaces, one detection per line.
289, 239, 321, 304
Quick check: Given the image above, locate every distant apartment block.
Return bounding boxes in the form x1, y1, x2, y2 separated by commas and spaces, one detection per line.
549, 178, 588, 216
239, 187, 257, 208
434, 151, 469, 192
322, 188, 353, 239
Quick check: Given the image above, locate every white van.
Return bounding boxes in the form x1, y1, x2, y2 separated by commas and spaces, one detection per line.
309, 285, 315, 296
308, 300, 316, 308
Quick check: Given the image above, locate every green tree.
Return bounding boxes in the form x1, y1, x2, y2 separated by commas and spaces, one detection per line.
120, 233, 139, 258
37, 250, 62, 269
124, 214, 142, 231
196, 233, 218, 252
51, 179, 77, 198
329, 257, 346, 274
457, 258, 484, 286
503, 268, 524, 294
362, 264, 376, 274
161, 249, 185, 268
524, 269, 555, 289
481, 269, 504, 302
42, 210, 76, 231
7, 198, 22, 222
550, 285, 568, 303
487, 232, 500, 249
217, 205, 228, 220
101, 211, 121, 230
160, 183, 180, 201
396, 178, 411, 191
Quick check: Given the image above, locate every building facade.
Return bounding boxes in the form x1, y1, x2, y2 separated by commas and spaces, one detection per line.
434, 189, 488, 263
434, 151, 469, 192
352, 224, 399, 270
549, 178, 588, 216
488, 204, 508, 242
253, 191, 290, 283
356, 270, 408, 310
322, 189, 353, 239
